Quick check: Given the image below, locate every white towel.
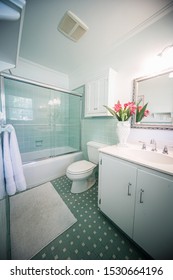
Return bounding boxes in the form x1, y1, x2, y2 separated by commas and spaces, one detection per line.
9, 125, 26, 192
0, 137, 6, 199
3, 130, 16, 196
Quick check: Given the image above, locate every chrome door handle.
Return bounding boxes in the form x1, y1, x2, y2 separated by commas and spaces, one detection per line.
140, 189, 144, 203
128, 182, 132, 196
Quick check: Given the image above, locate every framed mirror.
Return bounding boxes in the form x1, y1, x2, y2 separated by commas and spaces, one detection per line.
132, 69, 173, 130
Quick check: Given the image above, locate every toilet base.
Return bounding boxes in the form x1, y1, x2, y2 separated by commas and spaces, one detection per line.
71, 176, 96, 194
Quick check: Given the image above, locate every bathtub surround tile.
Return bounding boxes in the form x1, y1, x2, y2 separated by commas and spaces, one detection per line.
3, 78, 81, 159
32, 176, 150, 260
81, 118, 117, 159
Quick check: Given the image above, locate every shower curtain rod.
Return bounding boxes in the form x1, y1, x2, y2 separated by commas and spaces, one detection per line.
0, 73, 82, 97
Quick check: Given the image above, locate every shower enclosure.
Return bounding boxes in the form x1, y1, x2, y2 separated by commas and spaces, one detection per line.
0, 74, 82, 259
0, 74, 82, 163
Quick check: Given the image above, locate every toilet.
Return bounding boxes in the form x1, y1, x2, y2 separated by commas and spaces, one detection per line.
66, 141, 106, 193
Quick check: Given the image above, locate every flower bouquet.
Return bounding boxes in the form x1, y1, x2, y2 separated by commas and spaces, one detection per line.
104, 100, 149, 122
104, 101, 136, 121
104, 100, 150, 146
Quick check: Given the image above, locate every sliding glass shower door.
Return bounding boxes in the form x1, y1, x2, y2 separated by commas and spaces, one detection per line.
1, 76, 81, 163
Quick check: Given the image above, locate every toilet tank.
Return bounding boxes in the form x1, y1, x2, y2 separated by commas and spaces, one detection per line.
87, 141, 107, 164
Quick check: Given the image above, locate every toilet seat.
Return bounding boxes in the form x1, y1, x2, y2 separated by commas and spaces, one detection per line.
67, 160, 96, 175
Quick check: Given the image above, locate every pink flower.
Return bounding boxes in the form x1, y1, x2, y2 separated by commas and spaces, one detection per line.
144, 110, 150, 117
129, 103, 137, 115
124, 102, 130, 108
137, 106, 143, 112
124, 102, 136, 115
113, 100, 122, 112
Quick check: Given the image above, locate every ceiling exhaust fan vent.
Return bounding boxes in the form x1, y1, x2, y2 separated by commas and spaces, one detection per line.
58, 10, 88, 42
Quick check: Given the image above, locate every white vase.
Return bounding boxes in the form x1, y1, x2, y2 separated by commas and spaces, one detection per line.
116, 121, 130, 146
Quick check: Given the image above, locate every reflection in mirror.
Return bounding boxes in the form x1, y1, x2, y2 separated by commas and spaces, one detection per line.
132, 69, 173, 129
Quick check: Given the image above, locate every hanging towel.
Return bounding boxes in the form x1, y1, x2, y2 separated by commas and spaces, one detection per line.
3, 130, 16, 196
0, 137, 6, 199
9, 125, 26, 192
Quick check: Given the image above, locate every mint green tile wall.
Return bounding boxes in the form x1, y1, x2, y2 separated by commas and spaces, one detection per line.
52, 90, 70, 148
4, 79, 54, 153
69, 95, 81, 150
81, 117, 118, 159
3, 78, 81, 159
4, 78, 71, 154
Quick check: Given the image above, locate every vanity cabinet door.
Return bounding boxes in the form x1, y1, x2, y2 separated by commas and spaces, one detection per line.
133, 169, 173, 259
99, 153, 137, 237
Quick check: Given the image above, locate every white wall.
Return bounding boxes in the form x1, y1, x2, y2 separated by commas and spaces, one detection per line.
69, 10, 173, 147
69, 10, 173, 90
8, 57, 69, 89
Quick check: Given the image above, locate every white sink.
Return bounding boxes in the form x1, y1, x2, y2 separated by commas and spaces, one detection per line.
99, 144, 173, 175
124, 149, 173, 165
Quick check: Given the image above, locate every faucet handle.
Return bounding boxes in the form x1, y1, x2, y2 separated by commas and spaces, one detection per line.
139, 141, 146, 150
150, 139, 155, 144
142, 143, 146, 150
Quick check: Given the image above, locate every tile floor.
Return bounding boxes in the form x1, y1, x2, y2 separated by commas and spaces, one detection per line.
32, 175, 150, 260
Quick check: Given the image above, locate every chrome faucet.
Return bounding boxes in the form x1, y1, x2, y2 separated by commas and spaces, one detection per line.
142, 142, 146, 150
162, 145, 168, 154
150, 139, 157, 151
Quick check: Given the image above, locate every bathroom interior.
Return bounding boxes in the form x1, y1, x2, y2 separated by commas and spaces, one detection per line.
0, 0, 173, 261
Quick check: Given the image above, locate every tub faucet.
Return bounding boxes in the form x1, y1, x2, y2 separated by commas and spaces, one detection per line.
150, 139, 157, 151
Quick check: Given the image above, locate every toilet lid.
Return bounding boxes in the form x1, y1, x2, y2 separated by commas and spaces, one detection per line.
67, 160, 96, 175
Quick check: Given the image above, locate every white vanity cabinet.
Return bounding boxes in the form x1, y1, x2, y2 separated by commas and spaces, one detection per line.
98, 153, 137, 237
98, 151, 173, 259
134, 169, 173, 259
85, 68, 117, 117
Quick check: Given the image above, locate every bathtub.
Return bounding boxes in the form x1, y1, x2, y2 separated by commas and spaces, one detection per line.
21, 146, 78, 163
23, 149, 83, 188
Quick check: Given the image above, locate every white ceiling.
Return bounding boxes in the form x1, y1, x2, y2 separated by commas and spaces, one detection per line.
19, 0, 173, 76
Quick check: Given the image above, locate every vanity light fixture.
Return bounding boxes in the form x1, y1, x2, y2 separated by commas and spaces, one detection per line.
156, 44, 173, 70
169, 72, 173, 78
157, 44, 173, 57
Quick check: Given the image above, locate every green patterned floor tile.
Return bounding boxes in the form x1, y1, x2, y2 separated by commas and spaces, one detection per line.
32, 175, 150, 260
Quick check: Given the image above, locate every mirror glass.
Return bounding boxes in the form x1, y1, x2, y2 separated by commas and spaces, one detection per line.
132, 69, 173, 129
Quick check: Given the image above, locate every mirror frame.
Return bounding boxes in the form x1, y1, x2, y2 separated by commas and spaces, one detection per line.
131, 69, 173, 130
